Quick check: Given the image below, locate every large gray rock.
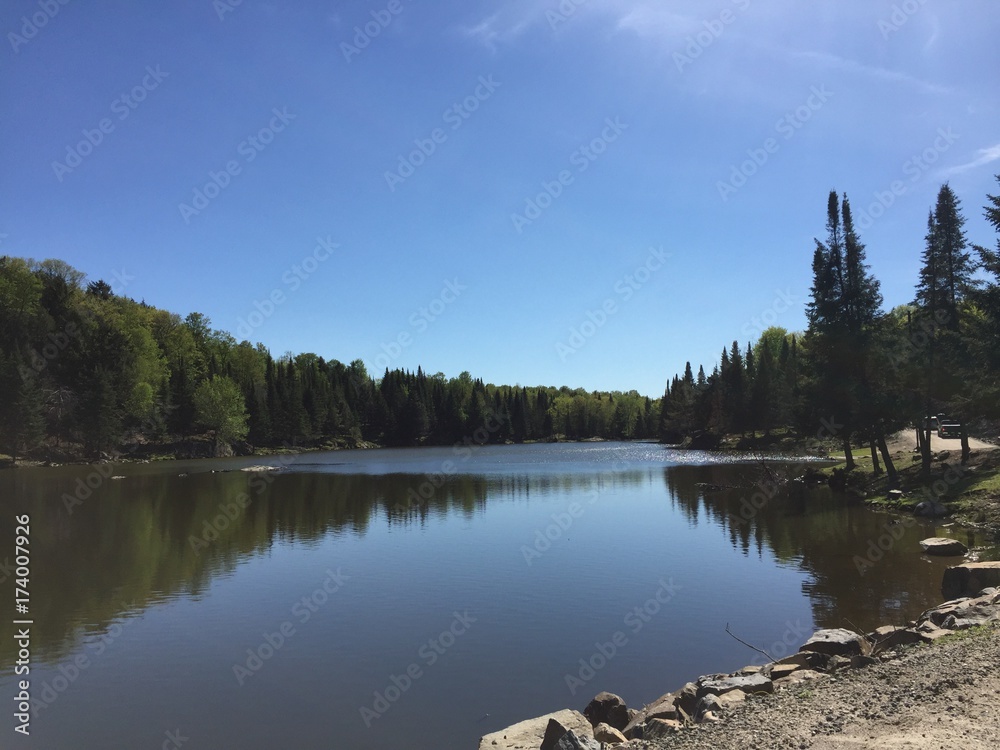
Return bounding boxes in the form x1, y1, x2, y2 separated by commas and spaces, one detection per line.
582, 691, 629, 731
919, 537, 968, 556
622, 693, 679, 739
914, 500, 948, 517
673, 681, 698, 718
480, 709, 591, 750
922, 589, 1000, 630
553, 730, 601, 750
868, 625, 923, 651
593, 722, 627, 744
942, 562, 1000, 599
768, 663, 802, 680
695, 690, 745, 722
698, 672, 773, 697
799, 628, 871, 657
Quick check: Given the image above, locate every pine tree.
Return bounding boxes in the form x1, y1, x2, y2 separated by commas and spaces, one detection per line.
971, 176, 1000, 389
914, 184, 975, 466
804, 191, 885, 470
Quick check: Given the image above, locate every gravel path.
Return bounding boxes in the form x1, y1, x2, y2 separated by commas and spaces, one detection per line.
640, 625, 1000, 750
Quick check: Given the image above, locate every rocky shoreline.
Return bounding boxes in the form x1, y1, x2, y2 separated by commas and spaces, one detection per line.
478, 561, 1000, 750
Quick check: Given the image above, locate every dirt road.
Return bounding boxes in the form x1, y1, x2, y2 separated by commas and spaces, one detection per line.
885, 429, 997, 455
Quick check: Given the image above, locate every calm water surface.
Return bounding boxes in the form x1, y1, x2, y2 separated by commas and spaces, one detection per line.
0, 442, 987, 749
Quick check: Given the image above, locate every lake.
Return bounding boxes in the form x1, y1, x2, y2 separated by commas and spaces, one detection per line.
0, 442, 985, 749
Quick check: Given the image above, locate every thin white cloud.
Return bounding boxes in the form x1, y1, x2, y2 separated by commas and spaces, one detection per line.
460, 0, 695, 50
780, 49, 950, 95
459, 1, 543, 49
922, 14, 940, 52
943, 143, 1000, 176
615, 7, 700, 38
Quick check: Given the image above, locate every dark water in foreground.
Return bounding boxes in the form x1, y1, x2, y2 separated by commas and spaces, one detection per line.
0, 442, 987, 749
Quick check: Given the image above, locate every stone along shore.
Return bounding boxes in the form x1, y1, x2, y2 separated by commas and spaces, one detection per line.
476, 560, 1000, 749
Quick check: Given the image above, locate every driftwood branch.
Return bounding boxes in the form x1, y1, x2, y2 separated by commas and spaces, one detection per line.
842, 617, 874, 644
725, 623, 776, 662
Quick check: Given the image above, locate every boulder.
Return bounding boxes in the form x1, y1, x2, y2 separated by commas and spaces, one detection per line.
799, 628, 871, 657
914, 500, 948, 517
582, 692, 629, 731
919, 537, 968, 556
622, 694, 679, 739
826, 654, 853, 671
540, 719, 569, 750
481, 709, 591, 750
553, 730, 601, 750
869, 625, 922, 651
673, 682, 698, 718
592, 723, 627, 744
698, 672, 773, 697
695, 691, 745, 721
921, 590, 1000, 630
942, 561, 1000, 599
768, 663, 802, 680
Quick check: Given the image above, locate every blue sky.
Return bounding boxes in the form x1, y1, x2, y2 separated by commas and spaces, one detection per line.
2, 1, 998, 397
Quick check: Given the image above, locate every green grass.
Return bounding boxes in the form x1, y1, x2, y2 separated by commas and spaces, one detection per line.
933, 623, 998, 646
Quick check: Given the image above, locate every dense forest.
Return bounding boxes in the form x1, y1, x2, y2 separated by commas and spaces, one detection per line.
659, 178, 1000, 477
0, 260, 659, 459
2, 179, 998, 465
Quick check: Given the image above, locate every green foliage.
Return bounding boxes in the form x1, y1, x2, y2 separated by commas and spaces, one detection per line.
193, 376, 249, 444
659, 182, 994, 471
0, 256, 660, 456
0, 350, 45, 458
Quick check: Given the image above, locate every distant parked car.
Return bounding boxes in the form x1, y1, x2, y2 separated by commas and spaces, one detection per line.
923, 415, 940, 431
938, 420, 961, 438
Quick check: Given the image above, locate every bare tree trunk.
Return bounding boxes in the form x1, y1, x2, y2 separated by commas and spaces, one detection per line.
843, 437, 855, 471
869, 432, 882, 475
960, 424, 970, 465
921, 419, 933, 477
876, 427, 898, 487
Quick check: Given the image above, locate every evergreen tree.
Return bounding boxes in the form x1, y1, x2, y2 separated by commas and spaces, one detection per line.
0, 350, 45, 459
970, 175, 1000, 416
914, 184, 975, 466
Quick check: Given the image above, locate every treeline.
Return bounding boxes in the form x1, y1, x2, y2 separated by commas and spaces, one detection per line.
0, 261, 658, 458
660, 178, 1000, 478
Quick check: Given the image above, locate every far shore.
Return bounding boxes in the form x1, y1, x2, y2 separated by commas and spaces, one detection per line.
6, 428, 998, 536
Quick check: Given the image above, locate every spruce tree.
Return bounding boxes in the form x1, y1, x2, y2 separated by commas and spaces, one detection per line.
914, 184, 975, 466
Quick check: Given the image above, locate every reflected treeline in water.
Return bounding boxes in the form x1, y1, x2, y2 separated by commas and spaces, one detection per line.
662, 463, 985, 632
0, 463, 654, 672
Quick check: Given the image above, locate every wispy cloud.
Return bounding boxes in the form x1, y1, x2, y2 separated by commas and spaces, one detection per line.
460, 0, 697, 50
778, 49, 950, 95
943, 143, 1000, 176
459, 2, 542, 49
615, 7, 700, 39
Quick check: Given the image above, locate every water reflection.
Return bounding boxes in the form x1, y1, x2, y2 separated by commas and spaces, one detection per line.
662, 463, 984, 631
0, 463, 655, 672
0, 449, 985, 676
